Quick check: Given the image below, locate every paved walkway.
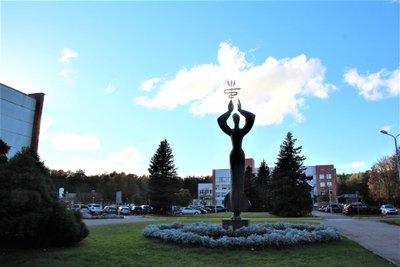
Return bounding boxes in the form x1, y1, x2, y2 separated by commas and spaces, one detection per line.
84, 215, 163, 226
313, 211, 400, 266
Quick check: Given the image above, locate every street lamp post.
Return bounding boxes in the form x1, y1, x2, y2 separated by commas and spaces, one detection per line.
380, 130, 400, 180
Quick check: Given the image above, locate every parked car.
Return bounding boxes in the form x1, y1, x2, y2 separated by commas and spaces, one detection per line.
178, 207, 200, 215
72, 203, 85, 211
380, 204, 398, 215
79, 205, 90, 214
118, 206, 131, 215
141, 205, 153, 214
205, 205, 227, 213
131, 205, 143, 215
87, 203, 103, 214
193, 207, 208, 214
103, 205, 118, 215
343, 202, 380, 215
216, 205, 228, 212
318, 205, 327, 212
324, 204, 343, 213
203, 206, 213, 213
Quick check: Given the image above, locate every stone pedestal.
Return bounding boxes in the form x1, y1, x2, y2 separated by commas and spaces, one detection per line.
222, 219, 250, 230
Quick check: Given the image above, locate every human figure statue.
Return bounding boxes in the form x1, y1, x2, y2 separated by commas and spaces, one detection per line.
218, 99, 255, 220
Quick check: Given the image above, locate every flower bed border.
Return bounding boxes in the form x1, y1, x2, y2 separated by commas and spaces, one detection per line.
142, 222, 340, 249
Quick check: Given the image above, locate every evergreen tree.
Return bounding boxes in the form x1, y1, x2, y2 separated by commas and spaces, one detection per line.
148, 139, 180, 214
244, 166, 253, 198
270, 132, 312, 217
0, 147, 88, 248
0, 139, 10, 164
253, 160, 270, 211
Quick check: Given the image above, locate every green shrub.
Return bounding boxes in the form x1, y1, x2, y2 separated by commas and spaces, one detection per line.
0, 147, 88, 248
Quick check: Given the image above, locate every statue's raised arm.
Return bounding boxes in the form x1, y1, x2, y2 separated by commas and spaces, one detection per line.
217, 100, 234, 135
237, 100, 255, 136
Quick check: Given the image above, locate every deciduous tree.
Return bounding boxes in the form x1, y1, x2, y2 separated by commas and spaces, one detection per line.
368, 155, 400, 205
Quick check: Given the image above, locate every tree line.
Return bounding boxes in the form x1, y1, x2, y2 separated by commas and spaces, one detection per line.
336, 154, 400, 206
2, 131, 398, 219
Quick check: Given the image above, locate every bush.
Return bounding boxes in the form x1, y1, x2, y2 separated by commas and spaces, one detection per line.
143, 222, 340, 248
0, 148, 88, 248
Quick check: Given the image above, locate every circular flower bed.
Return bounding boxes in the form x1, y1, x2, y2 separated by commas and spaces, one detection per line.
142, 222, 340, 249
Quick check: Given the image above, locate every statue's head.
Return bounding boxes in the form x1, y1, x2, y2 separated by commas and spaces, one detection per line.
232, 113, 240, 127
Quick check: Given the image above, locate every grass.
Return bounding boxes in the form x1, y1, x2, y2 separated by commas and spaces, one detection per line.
379, 220, 400, 226
0, 215, 393, 267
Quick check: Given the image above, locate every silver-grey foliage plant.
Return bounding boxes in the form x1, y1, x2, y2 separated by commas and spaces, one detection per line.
142, 222, 340, 248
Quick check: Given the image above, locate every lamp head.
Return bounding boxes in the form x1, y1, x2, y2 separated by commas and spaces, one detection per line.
380, 130, 389, 134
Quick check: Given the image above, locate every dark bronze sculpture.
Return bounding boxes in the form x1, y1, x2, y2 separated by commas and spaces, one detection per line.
218, 99, 255, 220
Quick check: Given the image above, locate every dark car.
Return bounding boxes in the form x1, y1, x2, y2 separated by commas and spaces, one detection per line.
141, 205, 153, 214
131, 205, 143, 215
205, 205, 227, 213
343, 202, 380, 215
193, 207, 208, 214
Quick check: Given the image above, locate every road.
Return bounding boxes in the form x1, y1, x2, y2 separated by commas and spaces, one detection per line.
313, 211, 400, 266
84, 215, 163, 226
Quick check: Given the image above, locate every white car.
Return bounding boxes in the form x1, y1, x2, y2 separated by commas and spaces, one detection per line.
87, 203, 102, 214
179, 207, 200, 215
380, 204, 398, 215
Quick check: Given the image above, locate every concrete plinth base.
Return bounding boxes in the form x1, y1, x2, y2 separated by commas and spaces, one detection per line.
222, 219, 250, 230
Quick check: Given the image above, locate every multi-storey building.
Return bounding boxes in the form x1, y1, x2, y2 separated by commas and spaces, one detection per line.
197, 183, 213, 206
209, 159, 337, 208
0, 83, 45, 157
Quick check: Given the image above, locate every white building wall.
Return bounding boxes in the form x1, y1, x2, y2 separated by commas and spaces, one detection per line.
197, 183, 213, 206
0, 84, 37, 157
212, 165, 319, 207
214, 169, 231, 206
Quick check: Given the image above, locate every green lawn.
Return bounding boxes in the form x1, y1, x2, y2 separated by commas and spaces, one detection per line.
0, 216, 392, 267
379, 219, 400, 226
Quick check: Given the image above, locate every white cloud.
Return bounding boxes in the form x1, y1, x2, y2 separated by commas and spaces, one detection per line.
134, 42, 336, 125
66, 146, 147, 175
344, 68, 400, 101
60, 68, 76, 83
51, 133, 100, 152
105, 83, 116, 93
141, 77, 162, 91
343, 161, 366, 169
60, 48, 78, 63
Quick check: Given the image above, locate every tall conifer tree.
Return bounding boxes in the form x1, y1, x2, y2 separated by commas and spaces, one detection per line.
270, 132, 312, 217
148, 139, 179, 214
253, 160, 270, 211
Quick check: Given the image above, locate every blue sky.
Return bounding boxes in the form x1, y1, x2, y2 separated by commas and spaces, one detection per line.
1, 1, 399, 177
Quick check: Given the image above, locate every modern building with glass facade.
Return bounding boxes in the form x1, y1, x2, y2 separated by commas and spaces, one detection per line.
0, 83, 45, 157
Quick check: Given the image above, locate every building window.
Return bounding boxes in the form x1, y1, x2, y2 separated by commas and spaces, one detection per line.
327, 174, 332, 179
327, 182, 332, 187
319, 174, 325, 179
320, 182, 326, 187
